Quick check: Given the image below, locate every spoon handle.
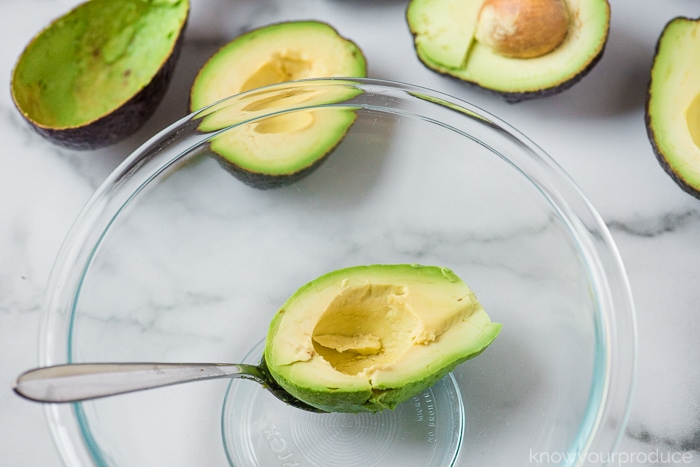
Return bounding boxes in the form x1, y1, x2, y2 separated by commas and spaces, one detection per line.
13, 362, 262, 403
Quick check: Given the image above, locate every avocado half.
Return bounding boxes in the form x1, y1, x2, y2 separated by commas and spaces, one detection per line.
646, 17, 700, 199
264, 264, 502, 413
190, 21, 367, 189
11, 0, 189, 150
406, 0, 610, 102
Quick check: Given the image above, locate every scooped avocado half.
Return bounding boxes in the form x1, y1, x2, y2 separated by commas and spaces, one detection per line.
190, 21, 367, 189
264, 264, 502, 413
646, 17, 700, 199
11, 0, 189, 149
406, 0, 610, 102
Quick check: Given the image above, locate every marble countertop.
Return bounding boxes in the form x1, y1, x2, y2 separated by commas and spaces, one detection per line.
2, 0, 700, 465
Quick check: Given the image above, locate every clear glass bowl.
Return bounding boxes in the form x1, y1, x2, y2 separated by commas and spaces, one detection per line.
39, 78, 636, 466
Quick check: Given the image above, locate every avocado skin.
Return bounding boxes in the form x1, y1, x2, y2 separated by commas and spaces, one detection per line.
215, 146, 334, 190
499, 46, 606, 103
22, 30, 185, 150
644, 115, 700, 200
419, 44, 607, 104
274, 343, 493, 413
644, 16, 700, 200
258, 356, 327, 413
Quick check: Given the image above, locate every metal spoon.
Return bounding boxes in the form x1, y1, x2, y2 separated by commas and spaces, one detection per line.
13, 358, 325, 413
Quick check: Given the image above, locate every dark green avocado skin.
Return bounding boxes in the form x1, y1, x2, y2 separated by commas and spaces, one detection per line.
215, 142, 335, 190
500, 46, 607, 103
644, 16, 700, 200
20, 20, 187, 151
417, 41, 607, 104
644, 116, 700, 200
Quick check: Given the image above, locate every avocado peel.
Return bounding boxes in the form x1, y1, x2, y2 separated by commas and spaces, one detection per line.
190, 21, 367, 189
406, 0, 610, 102
11, 0, 189, 149
645, 16, 700, 199
264, 264, 502, 413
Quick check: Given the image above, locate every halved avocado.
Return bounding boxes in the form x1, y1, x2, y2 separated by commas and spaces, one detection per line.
406, 0, 610, 102
646, 17, 700, 199
11, 0, 189, 150
190, 21, 367, 189
264, 264, 502, 413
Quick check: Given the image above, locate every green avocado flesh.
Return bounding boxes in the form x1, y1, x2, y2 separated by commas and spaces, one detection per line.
264, 264, 502, 413
208, 104, 359, 180
11, 0, 188, 130
646, 17, 700, 199
406, 0, 609, 100
190, 21, 366, 110
190, 21, 366, 187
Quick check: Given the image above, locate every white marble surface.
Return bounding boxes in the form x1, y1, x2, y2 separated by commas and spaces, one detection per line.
2, 0, 700, 465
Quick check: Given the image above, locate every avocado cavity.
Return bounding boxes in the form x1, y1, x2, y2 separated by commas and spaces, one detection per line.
11, 0, 189, 149
686, 93, 700, 149
311, 284, 418, 375
264, 264, 502, 413
241, 52, 315, 92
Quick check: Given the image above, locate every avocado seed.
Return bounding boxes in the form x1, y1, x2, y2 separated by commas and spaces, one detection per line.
475, 0, 570, 59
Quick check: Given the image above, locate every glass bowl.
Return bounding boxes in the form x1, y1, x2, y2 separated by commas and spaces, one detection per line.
39, 78, 636, 466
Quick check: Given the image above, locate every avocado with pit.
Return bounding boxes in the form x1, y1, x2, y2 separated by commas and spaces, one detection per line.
11, 0, 189, 150
406, 0, 610, 102
646, 17, 700, 199
190, 21, 367, 189
264, 264, 502, 413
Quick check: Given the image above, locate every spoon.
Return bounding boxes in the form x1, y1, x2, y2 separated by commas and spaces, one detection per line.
13, 358, 325, 413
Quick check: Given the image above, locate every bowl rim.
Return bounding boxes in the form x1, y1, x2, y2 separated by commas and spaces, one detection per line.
37, 77, 637, 467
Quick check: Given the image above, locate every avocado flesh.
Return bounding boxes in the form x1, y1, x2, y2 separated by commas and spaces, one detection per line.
209, 107, 357, 177
11, 0, 188, 137
646, 17, 700, 198
190, 21, 367, 187
407, 0, 610, 101
190, 21, 366, 111
264, 264, 502, 413
406, 0, 483, 69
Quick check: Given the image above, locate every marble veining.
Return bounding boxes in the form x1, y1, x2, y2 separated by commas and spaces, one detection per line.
607, 209, 700, 238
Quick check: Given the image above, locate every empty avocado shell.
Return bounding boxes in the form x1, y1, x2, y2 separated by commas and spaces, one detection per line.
406, 0, 610, 102
11, 0, 189, 150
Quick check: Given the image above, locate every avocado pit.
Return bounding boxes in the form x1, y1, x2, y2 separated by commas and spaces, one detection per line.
475, 0, 569, 59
